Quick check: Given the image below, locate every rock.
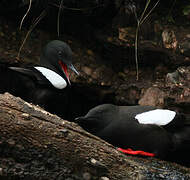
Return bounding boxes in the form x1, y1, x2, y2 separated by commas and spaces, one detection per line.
179, 39, 190, 56
116, 85, 141, 105
100, 177, 110, 180
90, 158, 107, 170
91, 66, 114, 86
178, 66, 190, 82
162, 29, 178, 51
82, 66, 93, 76
166, 66, 190, 87
156, 66, 190, 112
166, 71, 180, 86
139, 87, 165, 107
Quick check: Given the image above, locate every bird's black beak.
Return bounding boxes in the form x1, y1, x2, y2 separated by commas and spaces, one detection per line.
68, 64, 79, 75
59, 61, 79, 85
74, 117, 85, 124
74, 117, 81, 122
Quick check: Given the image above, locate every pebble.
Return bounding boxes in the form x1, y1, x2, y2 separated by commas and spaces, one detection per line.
83, 172, 91, 180
0, 167, 3, 175
100, 177, 109, 180
21, 113, 30, 120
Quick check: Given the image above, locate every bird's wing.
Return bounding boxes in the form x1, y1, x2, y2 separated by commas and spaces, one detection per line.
9, 67, 50, 85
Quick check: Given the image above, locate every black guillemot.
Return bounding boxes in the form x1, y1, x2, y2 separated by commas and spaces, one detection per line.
75, 104, 190, 160
0, 40, 79, 115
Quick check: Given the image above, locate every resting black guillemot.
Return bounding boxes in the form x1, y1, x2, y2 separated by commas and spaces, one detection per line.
75, 104, 190, 160
0, 40, 79, 115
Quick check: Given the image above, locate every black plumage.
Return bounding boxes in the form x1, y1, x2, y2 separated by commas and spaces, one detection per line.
75, 104, 190, 161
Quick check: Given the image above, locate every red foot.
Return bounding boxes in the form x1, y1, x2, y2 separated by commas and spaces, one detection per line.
118, 148, 155, 157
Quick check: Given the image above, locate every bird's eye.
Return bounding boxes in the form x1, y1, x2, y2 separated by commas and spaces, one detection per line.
58, 51, 62, 56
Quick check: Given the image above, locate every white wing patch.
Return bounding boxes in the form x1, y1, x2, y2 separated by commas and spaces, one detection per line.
135, 109, 176, 126
35, 67, 67, 89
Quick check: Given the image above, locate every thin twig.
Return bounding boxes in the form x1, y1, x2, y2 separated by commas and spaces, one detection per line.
140, 0, 160, 25
135, 0, 150, 80
138, 0, 151, 23
17, 10, 47, 59
57, 0, 64, 37
50, 2, 103, 11
19, 0, 33, 30
134, 0, 160, 80
167, 0, 177, 18
135, 22, 139, 80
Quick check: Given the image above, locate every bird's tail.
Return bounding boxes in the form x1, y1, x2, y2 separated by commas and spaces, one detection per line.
170, 123, 190, 165
172, 114, 190, 151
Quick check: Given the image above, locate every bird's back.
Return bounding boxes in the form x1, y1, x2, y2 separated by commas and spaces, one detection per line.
0, 65, 35, 100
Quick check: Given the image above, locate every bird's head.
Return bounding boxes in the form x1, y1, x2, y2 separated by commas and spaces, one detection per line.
40, 40, 79, 85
